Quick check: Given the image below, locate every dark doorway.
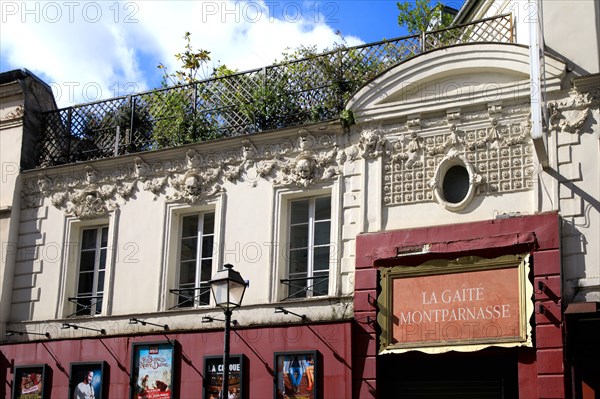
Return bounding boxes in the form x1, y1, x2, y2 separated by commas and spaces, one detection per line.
378, 348, 518, 398
568, 315, 600, 399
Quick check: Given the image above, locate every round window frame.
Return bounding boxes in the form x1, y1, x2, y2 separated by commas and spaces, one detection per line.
432, 155, 478, 212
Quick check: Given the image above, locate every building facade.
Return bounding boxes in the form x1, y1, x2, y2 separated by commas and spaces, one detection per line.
1, 1, 599, 398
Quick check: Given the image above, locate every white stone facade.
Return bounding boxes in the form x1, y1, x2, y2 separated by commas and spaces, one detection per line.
2, 0, 599, 343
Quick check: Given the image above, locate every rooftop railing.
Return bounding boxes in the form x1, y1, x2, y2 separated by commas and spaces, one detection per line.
36, 14, 513, 168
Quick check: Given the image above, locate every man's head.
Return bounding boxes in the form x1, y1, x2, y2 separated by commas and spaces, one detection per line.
84, 371, 93, 384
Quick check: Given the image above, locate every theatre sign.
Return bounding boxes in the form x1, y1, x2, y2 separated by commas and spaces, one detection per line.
377, 254, 533, 354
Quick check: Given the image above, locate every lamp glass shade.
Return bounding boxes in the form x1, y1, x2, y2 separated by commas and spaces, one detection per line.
209, 264, 246, 310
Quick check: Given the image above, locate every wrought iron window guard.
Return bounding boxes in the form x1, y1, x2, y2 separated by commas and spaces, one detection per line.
169, 287, 211, 309
280, 275, 330, 301
35, 14, 513, 169
67, 295, 103, 318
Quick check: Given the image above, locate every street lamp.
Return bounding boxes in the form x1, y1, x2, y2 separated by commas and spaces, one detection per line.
209, 264, 247, 399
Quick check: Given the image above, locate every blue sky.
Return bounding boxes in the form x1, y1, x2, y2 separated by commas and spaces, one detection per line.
1, 0, 465, 107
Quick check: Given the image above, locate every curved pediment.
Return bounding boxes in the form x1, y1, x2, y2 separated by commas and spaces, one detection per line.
347, 43, 566, 122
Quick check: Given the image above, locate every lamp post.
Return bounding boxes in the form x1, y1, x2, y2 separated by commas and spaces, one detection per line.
209, 264, 247, 399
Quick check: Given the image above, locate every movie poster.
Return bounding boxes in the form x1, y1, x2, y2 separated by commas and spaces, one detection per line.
70, 362, 105, 399
274, 352, 318, 399
13, 365, 46, 399
203, 355, 244, 399
131, 342, 175, 399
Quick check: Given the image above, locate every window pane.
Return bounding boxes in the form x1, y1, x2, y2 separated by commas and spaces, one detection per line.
99, 249, 107, 270
201, 236, 214, 258
97, 270, 105, 292
100, 227, 109, 247
76, 297, 92, 316
289, 249, 308, 275
198, 283, 210, 306
180, 237, 198, 261
312, 272, 329, 296
289, 224, 308, 249
314, 246, 331, 271
314, 221, 331, 246
79, 251, 96, 271
315, 196, 331, 220
177, 289, 195, 308
289, 278, 307, 299
200, 259, 213, 282
290, 199, 309, 224
93, 296, 103, 314
77, 272, 94, 295
81, 229, 97, 250
181, 215, 198, 238
179, 261, 197, 285
203, 213, 215, 234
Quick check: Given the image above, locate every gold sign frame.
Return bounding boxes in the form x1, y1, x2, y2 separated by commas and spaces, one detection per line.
377, 254, 533, 354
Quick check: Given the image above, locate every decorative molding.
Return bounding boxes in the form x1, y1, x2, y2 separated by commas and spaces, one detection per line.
0, 105, 24, 122
22, 103, 540, 214
547, 90, 593, 135
22, 129, 348, 212
383, 114, 534, 207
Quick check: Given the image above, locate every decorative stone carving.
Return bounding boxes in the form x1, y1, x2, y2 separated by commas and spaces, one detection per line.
292, 154, 317, 188
446, 110, 461, 123
487, 104, 503, 116
383, 115, 534, 207
0, 105, 24, 122
298, 129, 317, 151
407, 117, 421, 129
359, 127, 387, 159
548, 102, 590, 134
22, 165, 132, 218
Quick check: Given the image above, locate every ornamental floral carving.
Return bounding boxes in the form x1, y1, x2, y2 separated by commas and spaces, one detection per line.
383, 112, 535, 207
21, 128, 348, 212
0, 105, 24, 122
548, 102, 590, 134
22, 166, 132, 218
546, 89, 598, 135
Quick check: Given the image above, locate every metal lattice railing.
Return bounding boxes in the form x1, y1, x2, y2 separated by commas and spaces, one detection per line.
37, 14, 513, 168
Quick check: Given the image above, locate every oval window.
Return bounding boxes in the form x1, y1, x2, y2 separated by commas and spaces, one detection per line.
431, 154, 480, 212
442, 165, 470, 204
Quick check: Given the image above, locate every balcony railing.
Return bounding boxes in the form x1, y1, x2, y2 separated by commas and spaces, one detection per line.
36, 14, 513, 168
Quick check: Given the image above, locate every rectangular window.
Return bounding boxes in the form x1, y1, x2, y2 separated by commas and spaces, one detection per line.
75, 226, 109, 316
287, 196, 331, 299
175, 212, 215, 307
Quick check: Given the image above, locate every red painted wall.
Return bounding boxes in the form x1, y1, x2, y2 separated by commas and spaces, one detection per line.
1, 322, 352, 399
354, 212, 565, 399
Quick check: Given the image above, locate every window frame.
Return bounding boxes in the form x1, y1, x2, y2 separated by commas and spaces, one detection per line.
287, 195, 332, 299
271, 184, 340, 302
59, 213, 118, 318
74, 225, 109, 316
174, 211, 216, 308
161, 197, 224, 311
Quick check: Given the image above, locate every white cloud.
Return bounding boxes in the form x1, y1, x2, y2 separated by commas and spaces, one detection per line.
1, 0, 363, 107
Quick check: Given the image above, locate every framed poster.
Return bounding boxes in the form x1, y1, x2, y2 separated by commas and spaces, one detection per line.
130, 341, 176, 399
274, 351, 318, 399
12, 364, 47, 399
203, 354, 245, 399
69, 361, 106, 399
